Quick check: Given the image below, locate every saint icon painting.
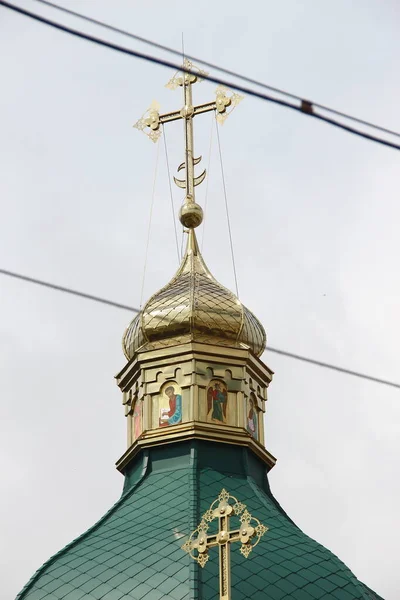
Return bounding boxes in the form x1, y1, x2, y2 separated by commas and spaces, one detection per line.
132, 399, 142, 440
207, 380, 228, 424
159, 383, 182, 428
246, 396, 258, 440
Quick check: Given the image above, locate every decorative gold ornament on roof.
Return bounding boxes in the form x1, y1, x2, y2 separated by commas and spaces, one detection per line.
133, 100, 162, 143
182, 488, 268, 600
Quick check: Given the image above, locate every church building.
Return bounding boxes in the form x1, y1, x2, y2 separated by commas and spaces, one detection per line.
16, 62, 383, 600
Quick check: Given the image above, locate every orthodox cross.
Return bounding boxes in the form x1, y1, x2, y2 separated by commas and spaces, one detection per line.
134, 60, 242, 228
182, 489, 268, 600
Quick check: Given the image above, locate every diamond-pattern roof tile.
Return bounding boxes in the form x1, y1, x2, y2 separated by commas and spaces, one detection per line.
16, 443, 383, 600
123, 231, 266, 359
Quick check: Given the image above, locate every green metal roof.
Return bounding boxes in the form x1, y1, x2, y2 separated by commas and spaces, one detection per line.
17, 441, 383, 600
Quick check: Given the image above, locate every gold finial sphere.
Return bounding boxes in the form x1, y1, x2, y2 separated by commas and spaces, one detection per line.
179, 200, 203, 228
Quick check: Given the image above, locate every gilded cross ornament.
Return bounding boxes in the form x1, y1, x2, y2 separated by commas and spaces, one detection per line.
182, 488, 268, 600
134, 59, 243, 229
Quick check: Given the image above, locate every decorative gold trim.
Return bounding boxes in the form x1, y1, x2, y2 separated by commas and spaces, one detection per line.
115, 421, 276, 473
116, 340, 273, 392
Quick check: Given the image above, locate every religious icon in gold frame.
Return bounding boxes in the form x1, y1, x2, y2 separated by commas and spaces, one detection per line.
206, 380, 228, 424
246, 395, 258, 440
132, 398, 142, 440
158, 382, 182, 428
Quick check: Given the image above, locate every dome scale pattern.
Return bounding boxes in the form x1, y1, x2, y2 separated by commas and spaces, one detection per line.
123, 230, 266, 359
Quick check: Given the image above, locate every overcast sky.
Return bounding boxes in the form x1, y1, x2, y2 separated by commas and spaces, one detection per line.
1, 1, 399, 599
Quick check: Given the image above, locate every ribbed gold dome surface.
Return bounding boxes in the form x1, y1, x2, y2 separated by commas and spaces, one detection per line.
123, 230, 266, 359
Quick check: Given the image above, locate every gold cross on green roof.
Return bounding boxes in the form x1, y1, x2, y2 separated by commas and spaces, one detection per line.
182, 488, 268, 600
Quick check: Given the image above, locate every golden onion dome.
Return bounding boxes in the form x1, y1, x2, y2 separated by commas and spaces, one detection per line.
123, 229, 266, 359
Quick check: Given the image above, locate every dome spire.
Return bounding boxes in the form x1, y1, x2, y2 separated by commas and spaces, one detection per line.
133, 59, 243, 230
126, 61, 264, 359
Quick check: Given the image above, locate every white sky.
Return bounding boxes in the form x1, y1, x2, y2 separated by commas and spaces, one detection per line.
1, 1, 399, 598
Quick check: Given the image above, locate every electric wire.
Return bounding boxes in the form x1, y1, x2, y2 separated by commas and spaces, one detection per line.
1, 266, 399, 390
31, 0, 400, 141
201, 112, 215, 252
2, 0, 400, 152
180, 227, 185, 260
162, 125, 180, 264
139, 140, 160, 307
179, 35, 188, 262
215, 118, 240, 298
0, 268, 135, 311
267, 347, 400, 389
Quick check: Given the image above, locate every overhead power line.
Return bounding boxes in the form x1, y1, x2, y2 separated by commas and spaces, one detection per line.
1, 267, 399, 390
32, 0, 400, 141
0, 268, 134, 312
1, 1, 400, 151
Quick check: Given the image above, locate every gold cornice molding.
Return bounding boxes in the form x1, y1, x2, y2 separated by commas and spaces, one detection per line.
116, 340, 273, 391
115, 421, 277, 474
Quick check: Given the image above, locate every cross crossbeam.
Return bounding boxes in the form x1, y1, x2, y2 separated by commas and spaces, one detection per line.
182, 489, 268, 600
134, 60, 243, 227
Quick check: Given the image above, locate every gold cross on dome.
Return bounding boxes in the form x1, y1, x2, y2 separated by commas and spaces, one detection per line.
182, 489, 268, 600
134, 60, 243, 228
